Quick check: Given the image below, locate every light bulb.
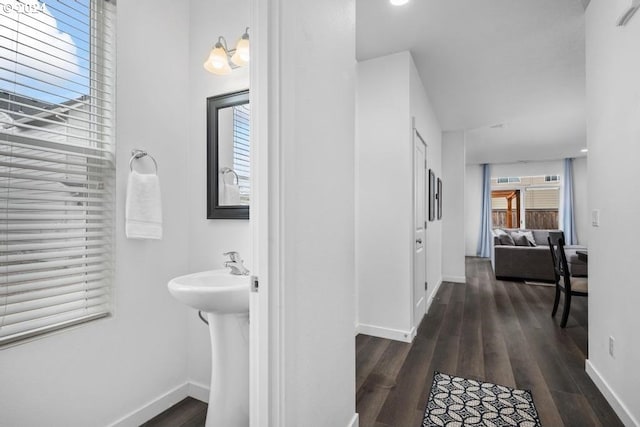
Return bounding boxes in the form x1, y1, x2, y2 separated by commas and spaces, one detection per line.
204, 44, 231, 75
231, 34, 250, 67
390, 0, 409, 5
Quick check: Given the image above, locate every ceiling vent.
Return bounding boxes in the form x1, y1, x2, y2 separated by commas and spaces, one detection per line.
617, 0, 640, 26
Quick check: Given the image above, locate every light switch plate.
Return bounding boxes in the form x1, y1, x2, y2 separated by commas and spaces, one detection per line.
592, 209, 600, 227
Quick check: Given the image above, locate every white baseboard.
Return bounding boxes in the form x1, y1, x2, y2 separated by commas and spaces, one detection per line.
347, 413, 359, 427
586, 360, 639, 427
442, 275, 466, 283
108, 383, 189, 427
357, 323, 414, 343
188, 380, 210, 403
425, 280, 443, 314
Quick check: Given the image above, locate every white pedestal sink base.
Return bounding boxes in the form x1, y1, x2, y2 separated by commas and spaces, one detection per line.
205, 312, 249, 427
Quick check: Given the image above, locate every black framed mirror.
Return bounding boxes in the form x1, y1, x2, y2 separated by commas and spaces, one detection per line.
207, 90, 250, 219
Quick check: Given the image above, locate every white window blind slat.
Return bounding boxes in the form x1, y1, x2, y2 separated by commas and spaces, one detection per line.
4, 212, 108, 220
3, 254, 107, 274
1, 296, 108, 326
2, 203, 109, 212
4, 247, 108, 262
0, 160, 108, 177
0, 0, 116, 347
3, 288, 107, 316
1, 230, 109, 241
1, 97, 114, 128
0, 264, 107, 288
3, 272, 107, 294
5, 281, 107, 305
4, 222, 108, 231
0, 107, 112, 137
1, 239, 108, 252
0, 149, 113, 169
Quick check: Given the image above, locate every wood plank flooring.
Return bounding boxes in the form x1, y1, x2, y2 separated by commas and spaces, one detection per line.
356, 257, 623, 427
141, 397, 207, 427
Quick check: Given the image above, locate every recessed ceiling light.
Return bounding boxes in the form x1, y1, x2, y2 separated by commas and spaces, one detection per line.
390, 0, 410, 6
581, 148, 589, 153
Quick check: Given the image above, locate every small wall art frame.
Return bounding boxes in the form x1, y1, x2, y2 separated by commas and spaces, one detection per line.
428, 169, 436, 221
437, 177, 442, 220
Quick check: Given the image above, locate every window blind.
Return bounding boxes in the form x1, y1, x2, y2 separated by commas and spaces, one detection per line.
0, 0, 116, 347
233, 103, 250, 205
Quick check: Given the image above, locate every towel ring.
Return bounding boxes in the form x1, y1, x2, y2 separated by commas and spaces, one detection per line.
129, 149, 158, 174
220, 167, 239, 185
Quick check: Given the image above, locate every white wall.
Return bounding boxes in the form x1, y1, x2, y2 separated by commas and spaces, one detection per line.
0, 1, 192, 425
356, 52, 443, 341
277, 0, 357, 425
465, 164, 483, 256
491, 159, 563, 178
186, 0, 251, 393
442, 131, 466, 282
356, 52, 412, 337
585, 1, 640, 425
410, 57, 444, 303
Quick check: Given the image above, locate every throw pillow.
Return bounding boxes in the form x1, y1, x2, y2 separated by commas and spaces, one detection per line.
512, 234, 530, 246
509, 230, 538, 247
493, 228, 507, 237
498, 233, 515, 246
522, 231, 537, 247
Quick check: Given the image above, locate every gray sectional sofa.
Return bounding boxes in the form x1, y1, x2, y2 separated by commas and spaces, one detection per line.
493, 229, 587, 282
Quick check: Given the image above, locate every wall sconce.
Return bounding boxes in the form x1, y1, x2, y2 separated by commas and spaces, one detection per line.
203, 28, 250, 75
617, 0, 640, 26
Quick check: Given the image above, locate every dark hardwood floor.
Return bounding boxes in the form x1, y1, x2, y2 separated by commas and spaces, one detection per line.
356, 257, 623, 427
141, 397, 206, 427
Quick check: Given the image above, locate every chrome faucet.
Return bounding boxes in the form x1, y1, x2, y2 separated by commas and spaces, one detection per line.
223, 251, 250, 275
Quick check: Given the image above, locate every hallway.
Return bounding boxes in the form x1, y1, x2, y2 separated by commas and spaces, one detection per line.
356, 257, 622, 426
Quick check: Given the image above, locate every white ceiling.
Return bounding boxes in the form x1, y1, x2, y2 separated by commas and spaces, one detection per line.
356, 0, 587, 164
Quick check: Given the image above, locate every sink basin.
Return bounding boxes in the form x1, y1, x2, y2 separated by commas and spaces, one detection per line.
168, 269, 249, 314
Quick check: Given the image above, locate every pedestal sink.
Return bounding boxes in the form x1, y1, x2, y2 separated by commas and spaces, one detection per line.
168, 269, 250, 427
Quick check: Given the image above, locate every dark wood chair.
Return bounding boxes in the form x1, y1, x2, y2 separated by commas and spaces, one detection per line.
547, 235, 588, 327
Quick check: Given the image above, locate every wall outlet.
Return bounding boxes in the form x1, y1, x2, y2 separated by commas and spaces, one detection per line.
609, 336, 615, 358
592, 209, 600, 227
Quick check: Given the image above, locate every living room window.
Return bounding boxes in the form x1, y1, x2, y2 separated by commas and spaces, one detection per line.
524, 187, 559, 229
491, 175, 560, 230
0, 0, 116, 347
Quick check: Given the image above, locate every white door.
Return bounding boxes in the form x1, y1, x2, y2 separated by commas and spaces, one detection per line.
413, 130, 427, 329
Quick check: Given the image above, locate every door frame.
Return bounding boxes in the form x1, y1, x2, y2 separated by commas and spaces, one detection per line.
411, 121, 428, 334
250, 0, 283, 425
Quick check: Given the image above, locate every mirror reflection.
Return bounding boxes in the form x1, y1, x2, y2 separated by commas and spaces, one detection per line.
207, 90, 250, 219
218, 103, 250, 206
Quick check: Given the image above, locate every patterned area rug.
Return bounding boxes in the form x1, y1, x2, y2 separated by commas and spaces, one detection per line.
422, 372, 542, 427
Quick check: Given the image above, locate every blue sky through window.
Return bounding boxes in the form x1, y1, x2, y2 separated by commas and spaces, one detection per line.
0, 0, 91, 105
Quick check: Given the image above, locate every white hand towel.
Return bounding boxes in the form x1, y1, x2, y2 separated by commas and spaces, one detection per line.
126, 171, 163, 240
223, 183, 241, 205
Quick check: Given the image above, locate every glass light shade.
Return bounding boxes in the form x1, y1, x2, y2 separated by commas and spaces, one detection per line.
390, 0, 409, 5
231, 37, 250, 67
203, 46, 231, 75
